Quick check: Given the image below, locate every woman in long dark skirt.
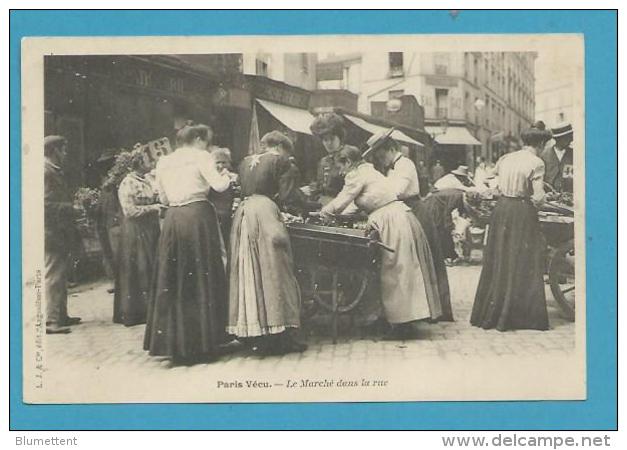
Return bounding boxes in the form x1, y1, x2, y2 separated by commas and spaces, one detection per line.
113, 148, 161, 326
144, 124, 235, 365
423, 189, 466, 263
470, 126, 549, 331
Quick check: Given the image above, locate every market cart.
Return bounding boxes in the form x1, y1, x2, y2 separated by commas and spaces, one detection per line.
287, 217, 388, 343
539, 208, 575, 322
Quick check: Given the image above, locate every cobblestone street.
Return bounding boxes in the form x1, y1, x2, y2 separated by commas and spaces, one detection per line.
28, 264, 579, 403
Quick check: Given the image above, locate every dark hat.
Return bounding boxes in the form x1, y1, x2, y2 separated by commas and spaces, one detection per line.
551, 122, 573, 138
362, 128, 395, 158
310, 113, 346, 140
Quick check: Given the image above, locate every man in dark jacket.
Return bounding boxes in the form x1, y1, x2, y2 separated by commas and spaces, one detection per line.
95, 149, 123, 293
541, 122, 574, 193
44, 135, 81, 334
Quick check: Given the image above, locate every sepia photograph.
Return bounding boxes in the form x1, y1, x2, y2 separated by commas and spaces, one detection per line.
20, 33, 586, 404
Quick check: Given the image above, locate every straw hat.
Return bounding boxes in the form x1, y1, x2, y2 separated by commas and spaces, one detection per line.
551, 122, 573, 138
451, 165, 470, 177
362, 127, 395, 158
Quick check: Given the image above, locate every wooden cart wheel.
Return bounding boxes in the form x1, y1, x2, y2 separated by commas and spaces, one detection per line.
297, 266, 372, 342
549, 239, 576, 322
296, 267, 320, 320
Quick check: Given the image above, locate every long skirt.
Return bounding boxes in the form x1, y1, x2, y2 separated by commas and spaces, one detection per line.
470, 197, 548, 331
143, 201, 227, 358
368, 201, 442, 324
405, 197, 454, 321
113, 214, 159, 326
423, 196, 459, 260
227, 195, 301, 337
105, 225, 122, 279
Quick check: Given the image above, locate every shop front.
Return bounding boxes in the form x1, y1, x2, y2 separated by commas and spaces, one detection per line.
44, 55, 223, 188
425, 125, 482, 172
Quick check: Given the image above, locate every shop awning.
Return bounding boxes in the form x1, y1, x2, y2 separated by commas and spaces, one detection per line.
256, 99, 316, 135
425, 126, 481, 146
344, 115, 424, 147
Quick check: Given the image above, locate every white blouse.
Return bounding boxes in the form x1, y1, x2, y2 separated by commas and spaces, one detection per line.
323, 163, 397, 215
495, 147, 546, 203
386, 155, 421, 199
155, 146, 231, 207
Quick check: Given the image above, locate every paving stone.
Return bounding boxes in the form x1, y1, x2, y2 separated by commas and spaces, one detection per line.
40, 265, 575, 388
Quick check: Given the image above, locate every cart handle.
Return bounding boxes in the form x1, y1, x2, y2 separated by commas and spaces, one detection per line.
369, 239, 395, 253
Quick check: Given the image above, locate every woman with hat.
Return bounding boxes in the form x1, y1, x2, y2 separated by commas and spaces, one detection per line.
309, 113, 359, 205
144, 123, 236, 365
470, 126, 549, 331
320, 144, 442, 340
433, 165, 475, 191
365, 128, 453, 322
114, 147, 162, 326
227, 131, 307, 355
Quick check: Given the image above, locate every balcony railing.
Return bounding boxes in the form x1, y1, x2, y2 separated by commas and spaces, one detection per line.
388, 66, 404, 78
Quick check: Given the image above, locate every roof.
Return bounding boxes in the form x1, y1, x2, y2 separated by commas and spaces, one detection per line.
255, 99, 316, 135
317, 53, 362, 65
344, 115, 423, 147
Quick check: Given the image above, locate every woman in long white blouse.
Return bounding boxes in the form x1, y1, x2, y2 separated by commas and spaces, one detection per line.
321, 145, 442, 340
144, 124, 236, 365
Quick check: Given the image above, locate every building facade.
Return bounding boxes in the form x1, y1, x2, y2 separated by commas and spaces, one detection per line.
44, 55, 225, 188
241, 53, 318, 91
319, 51, 537, 170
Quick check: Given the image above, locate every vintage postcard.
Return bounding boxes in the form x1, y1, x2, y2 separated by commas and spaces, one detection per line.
21, 33, 585, 404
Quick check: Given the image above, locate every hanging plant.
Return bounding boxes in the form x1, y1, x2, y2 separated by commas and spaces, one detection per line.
73, 187, 101, 219
101, 148, 133, 191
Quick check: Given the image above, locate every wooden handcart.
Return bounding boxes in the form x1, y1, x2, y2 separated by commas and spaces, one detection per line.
287, 220, 387, 343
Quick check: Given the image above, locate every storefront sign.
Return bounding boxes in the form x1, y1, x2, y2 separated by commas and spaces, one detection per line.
316, 62, 344, 81
252, 79, 310, 109
425, 75, 459, 87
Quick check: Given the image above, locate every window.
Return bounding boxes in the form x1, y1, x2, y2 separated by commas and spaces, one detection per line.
435, 88, 449, 119
256, 59, 268, 76
300, 53, 309, 75
389, 89, 404, 100
434, 53, 450, 75
388, 52, 404, 77
137, 69, 151, 87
